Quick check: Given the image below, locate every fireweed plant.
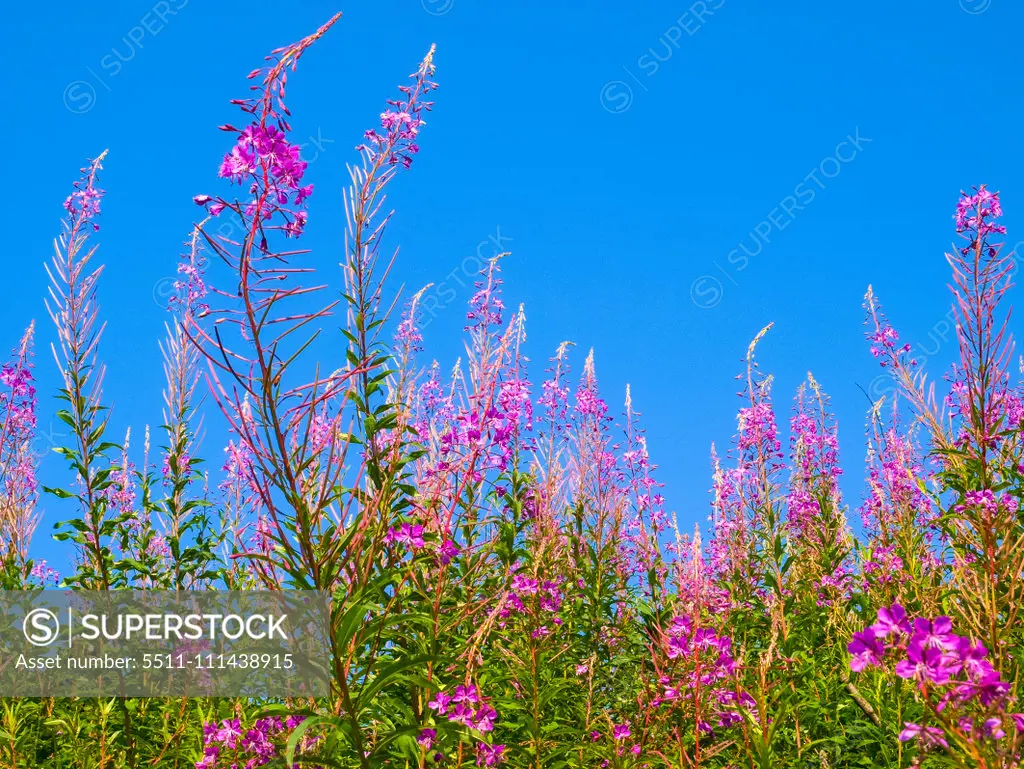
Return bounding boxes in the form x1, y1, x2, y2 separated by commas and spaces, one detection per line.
3, 13, 1024, 769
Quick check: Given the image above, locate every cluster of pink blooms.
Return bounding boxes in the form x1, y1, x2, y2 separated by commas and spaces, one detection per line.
574, 383, 608, 421
954, 488, 1018, 519
705, 386, 786, 600
498, 571, 565, 639
196, 716, 319, 769
1000, 390, 1024, 430
169, 234, 209, 317
849, 604, 1024, 750
221, 440, 256, 492
474, 742, 506, 766
656, 615, 751, 732
499, 378, 534, 438
955, 185, 1006, 244
412, 372, 452, 441
465, 275, 506, 332
537, 373, 570, 427
195, 119, 312, 238
62, 184, 103, 230
814, 564, 855, 608
355, 51, 437, 169
786, 396, 843, 539
712, 387, 786, 586
736, 401, 782, 459
438, 378, 533, 474
620, 426, 671, 579
29, 560, 59, 585
395, 315, 424, 354
161, 452, 192, 480
147, 535, 172, 559
172, 258, 209, 315
428, 684, 499, 733
0, 362, 36, 433
868, 325, 912, 364
861, 545, 905, 590
1, 360, 36, 404
103, 459, 137, 515
860, 429, 932, 531
416, 269, 536, 477
858, 425, 941, 580
427, 684, 504, 764
0, 341, 38, 506
192, 28, 336, 240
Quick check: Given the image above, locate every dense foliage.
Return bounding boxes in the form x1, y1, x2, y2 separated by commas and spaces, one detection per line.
2, 13, 1024, 769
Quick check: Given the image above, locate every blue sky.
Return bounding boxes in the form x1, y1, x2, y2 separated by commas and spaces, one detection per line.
4, 1, 1024, 571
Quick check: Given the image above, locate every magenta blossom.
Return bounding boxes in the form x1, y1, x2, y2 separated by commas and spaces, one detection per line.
385, 522, 426, 551
848, 629, 885, 672
871, 604, 912, 638
899, 722, 949, 749
895, 642, 960, 685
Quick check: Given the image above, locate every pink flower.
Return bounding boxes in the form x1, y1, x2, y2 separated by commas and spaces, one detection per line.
898, 722, 948, 749
438, 539, 460, 564
452, 684, 479, 706
417, 728, 436, 749
385, 522, 426, 550
475, 742, 505, 767
472, 704, 498, 732
911, 617, 957, 650
895, 642, 959, 685
871, 604, 912, 638
848, 629, 885, 672
428, 691, 452, 715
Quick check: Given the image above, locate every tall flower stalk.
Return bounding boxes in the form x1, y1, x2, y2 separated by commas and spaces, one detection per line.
45, 151, 120, 589
0, 323, 40, 584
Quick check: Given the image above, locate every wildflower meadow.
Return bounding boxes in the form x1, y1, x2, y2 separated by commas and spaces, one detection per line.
4, 8, 1024, 769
